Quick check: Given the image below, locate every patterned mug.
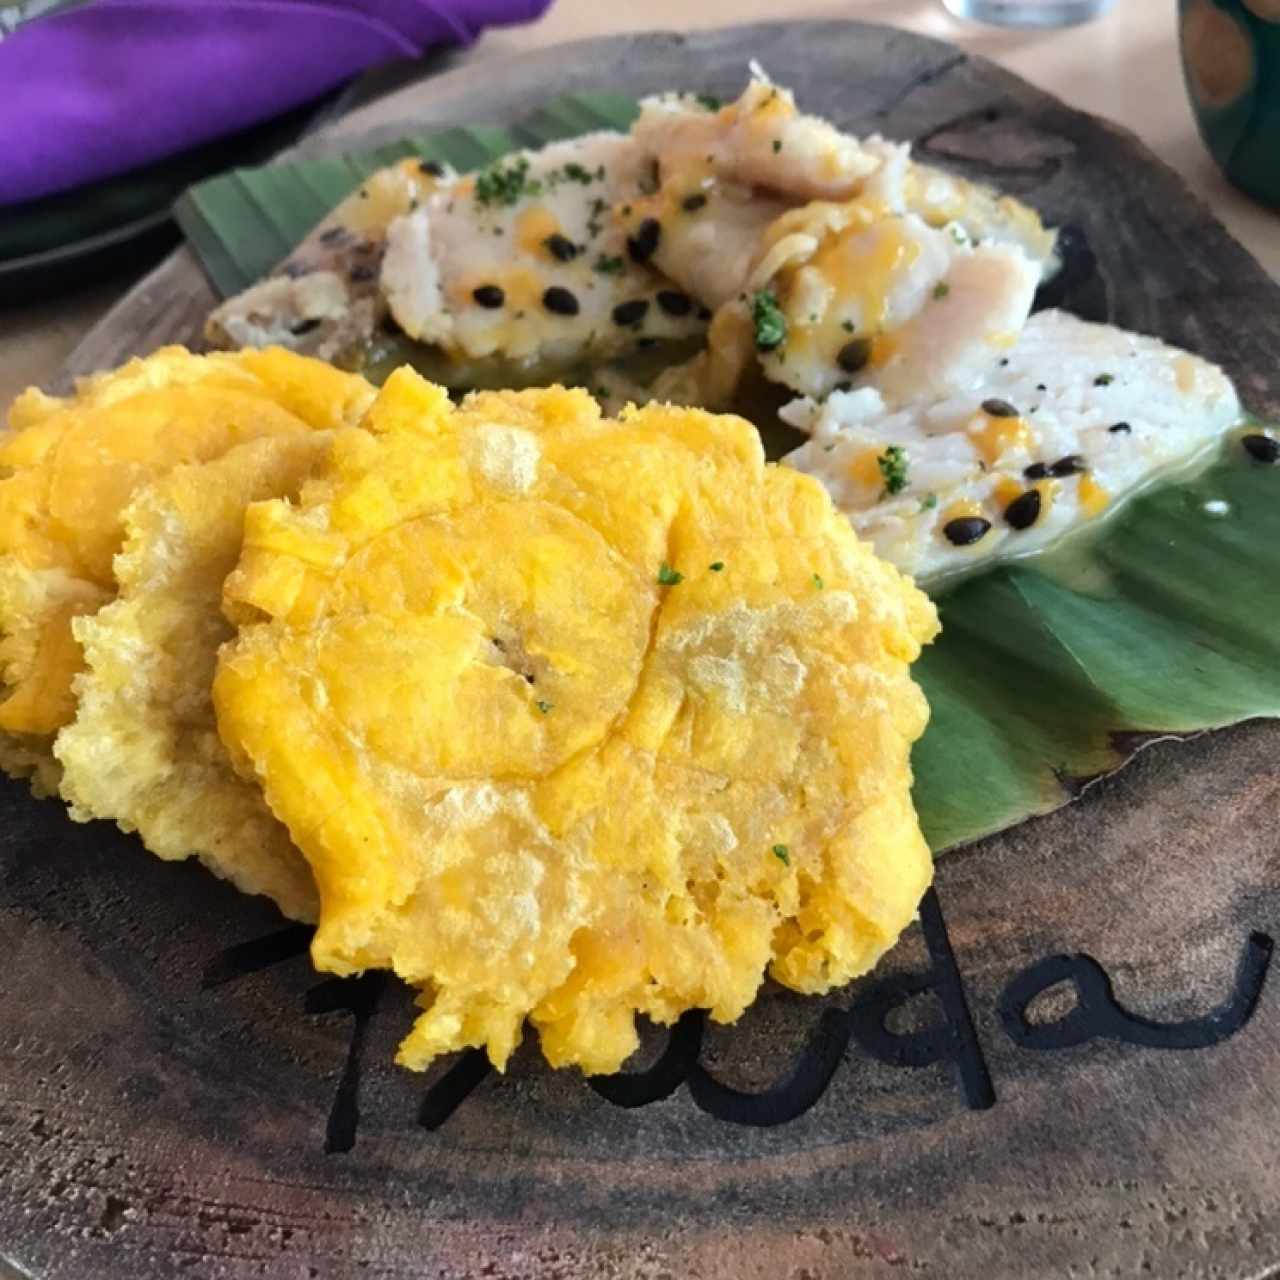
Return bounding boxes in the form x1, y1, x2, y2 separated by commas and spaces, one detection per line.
1180, 0, 1280, 206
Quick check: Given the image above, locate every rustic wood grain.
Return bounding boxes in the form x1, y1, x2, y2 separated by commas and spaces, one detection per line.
3, 20, 1279, 1280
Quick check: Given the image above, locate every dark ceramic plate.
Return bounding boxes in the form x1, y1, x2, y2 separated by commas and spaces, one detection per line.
0, 96, 333, 300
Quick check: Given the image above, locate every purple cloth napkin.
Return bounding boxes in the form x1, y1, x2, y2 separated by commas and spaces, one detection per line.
1, 0, 553, 204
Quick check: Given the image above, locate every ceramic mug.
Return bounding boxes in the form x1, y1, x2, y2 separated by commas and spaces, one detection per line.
1180, 0, 1280, 206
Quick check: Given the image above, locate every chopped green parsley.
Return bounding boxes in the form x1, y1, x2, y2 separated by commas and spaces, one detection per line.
921, 492, 938, 511
842, 319, 855, 333
536, 700, 553, 714
772, 138, 783, 153
695, 93, 722, 111
772, 844, 790, 866
878, 445, 909, 496
750, 289, 787, 352
657, 562, 684, 586
709, 561, 725, 572
593, 254, 625, 275
475, 156, 539, 207
1094, 372, 1115, 386
812, 573, 824, 590
933, 282, 951, 300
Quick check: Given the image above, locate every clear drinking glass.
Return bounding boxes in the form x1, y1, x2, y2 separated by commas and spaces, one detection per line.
941, 0, 1114, 27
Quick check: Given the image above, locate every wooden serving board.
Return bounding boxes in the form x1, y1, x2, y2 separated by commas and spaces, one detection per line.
3, 21, 1279, 1280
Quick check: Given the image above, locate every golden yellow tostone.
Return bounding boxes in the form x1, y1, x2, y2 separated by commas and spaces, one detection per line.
214, 370, 940, 1076
0, 347, 374, 793
53, 433, 334, 923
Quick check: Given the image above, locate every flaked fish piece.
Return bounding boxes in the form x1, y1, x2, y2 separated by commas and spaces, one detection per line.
862, 138, 1060, 275
623, 78, 1056, 319
753, 201, 1040, 405
781, 309, 1242, 582
206, 158, 446, 363
619, 76, 881, 313
379, 131, 706, 367
653, 201, 1038, 412
619, 75, 1052, 411
205, 70, 1057, 404
622, 181, 791, 314
631, 78, 883, 204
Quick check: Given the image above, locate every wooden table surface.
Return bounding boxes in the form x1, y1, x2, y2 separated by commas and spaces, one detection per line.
0, 0, 1276, 410
2, 15, 1280, 1279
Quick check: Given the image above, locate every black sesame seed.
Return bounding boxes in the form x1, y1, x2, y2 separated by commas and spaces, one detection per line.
472, 284, 505, 309
1023, 462, 1049, 480
833, 381, 853, 393
289, 317, 322, 337
999, 358, 1010, 367
379, 311, 403, 336
419, 159, 445, 177
626, 218, 662, 263
636, 337, 658, 349
1109, 421, 1132, 434
1036, 383, 1047, 392
543, 286, 580, 316
943, 516, 992, 547
982, 398, 1019, 418
349, 265, 376, 283
612, 299, 649, 327
1049, 454, 1087, 477
836, 338, 873, 374
1004, 489, 1042, 531
1242, 433, 1280, 464
696, 304, 713, 321
544, 233, 580, 262
682, 193, 708, 212
319, 226, 347, 245
656, 289, 693, 317
281, 260, 312, 279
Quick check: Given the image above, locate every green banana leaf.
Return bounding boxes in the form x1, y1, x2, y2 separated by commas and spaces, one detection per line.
914, 454, 1280, 848
174, 96, 1280, 854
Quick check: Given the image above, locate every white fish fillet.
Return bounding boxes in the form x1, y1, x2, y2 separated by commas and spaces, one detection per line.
205, 70, 1058, 407
862, 137, 1060, 273
782, 309, 1242, 582
206, 159, 439, 362
632, 79, 882, 204
381, 132, 706, 367
754, 205, 1040, 405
